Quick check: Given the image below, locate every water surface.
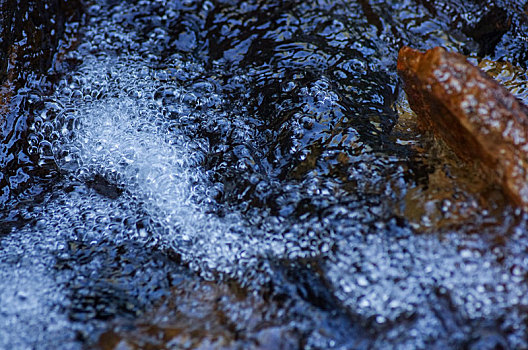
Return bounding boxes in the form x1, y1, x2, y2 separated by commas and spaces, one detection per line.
1, 0, 528, 348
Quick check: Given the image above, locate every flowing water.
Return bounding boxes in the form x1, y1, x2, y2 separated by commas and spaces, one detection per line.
1, 0, 528, 349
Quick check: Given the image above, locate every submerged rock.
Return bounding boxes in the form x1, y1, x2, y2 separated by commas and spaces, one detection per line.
0, 0, 83, 209
0, 0, 82, 85
95, 273, 366, 349
417, 0, 527, 59
0, 0, 83, 113
363, 0, 528, 65
397, 46, 528, 210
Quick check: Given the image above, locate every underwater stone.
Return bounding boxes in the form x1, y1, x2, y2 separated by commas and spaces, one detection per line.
0, 0, 82, 79
418, 0, 527, 61
0, 0, 83, 208
0, 0, 83, 112
397, 46, 528, 210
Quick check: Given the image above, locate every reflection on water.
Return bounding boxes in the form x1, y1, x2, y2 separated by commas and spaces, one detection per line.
1, 0, 528, 349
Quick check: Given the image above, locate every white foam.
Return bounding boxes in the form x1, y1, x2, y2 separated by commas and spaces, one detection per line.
48, 56, 281, 284
0, 228, 79, 349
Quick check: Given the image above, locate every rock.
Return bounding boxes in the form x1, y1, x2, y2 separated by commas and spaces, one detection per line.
417, 0, 524, 57
96, 279, 304, 349
0, 0, 82, 85
361, 0, 528, 66
0, 0, 83, 117
397, 46, 528, 210
0, 0, 83, 209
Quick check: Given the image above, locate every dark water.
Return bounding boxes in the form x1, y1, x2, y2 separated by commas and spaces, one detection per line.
1, 0, 528, 349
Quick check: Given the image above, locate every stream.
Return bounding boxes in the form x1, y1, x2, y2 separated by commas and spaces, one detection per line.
1, 0, 528, 349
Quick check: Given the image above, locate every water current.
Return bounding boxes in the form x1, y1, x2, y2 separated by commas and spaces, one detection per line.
1, 0, 528, 349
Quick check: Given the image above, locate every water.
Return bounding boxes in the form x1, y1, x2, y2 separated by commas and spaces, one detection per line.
1, 0, 528, 349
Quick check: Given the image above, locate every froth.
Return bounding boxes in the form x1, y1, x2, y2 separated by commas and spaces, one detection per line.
42, 57, 281, 285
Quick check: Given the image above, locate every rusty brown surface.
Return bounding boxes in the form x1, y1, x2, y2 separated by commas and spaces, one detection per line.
0, 42, 20, 118
397, 46, 528, 210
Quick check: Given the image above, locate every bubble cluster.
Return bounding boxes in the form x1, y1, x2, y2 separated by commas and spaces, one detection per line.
0, 228, 76, 349
325, 217, 528, 348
